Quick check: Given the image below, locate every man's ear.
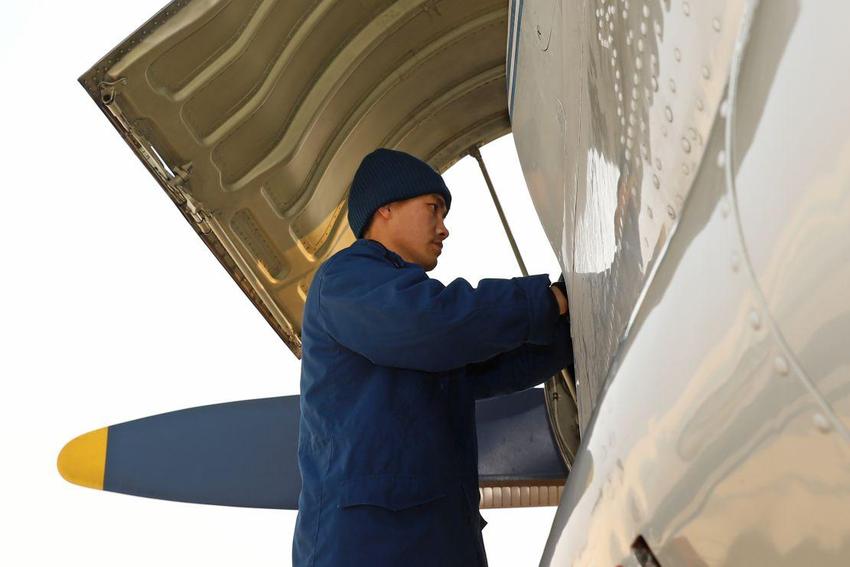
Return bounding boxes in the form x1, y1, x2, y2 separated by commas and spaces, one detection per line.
375, 202, 393, 220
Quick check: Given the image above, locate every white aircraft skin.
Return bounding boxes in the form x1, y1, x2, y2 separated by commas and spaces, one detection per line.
510, 0, 850, 564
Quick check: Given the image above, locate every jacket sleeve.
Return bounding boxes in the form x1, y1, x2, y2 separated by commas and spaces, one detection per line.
317, 251, 561, 372
469, 316, 573, 400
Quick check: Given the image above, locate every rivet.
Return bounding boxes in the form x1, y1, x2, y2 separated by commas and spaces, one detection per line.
681, 137, 692, 153
716, 150, 726, 168
773, 355, 789, 375
749, 309, 761, 330
669, 78, 677, 93
720, 99, 729, 118
642, 4, 649, 18
682, 1, 690, 16
712, 17, 721, 32
674, 48, 682, 61
813, 413, 833, 434
652, 174, 660, 189
667, 205, 676, 219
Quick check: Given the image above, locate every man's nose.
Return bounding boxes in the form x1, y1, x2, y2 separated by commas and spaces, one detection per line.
437, 218, 449, 239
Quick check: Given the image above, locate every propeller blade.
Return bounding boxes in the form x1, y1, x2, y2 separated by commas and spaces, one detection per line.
58, 388, 566, 509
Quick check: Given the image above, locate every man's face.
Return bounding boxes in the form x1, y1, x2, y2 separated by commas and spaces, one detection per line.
385, 193, 449, 271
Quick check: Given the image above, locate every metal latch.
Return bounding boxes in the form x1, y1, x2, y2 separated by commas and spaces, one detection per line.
619, 536, 661, 567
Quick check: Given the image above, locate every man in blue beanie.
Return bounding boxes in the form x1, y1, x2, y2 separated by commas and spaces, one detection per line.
293, 148, 572, 567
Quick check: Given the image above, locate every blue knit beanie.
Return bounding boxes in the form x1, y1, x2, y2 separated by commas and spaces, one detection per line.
347, 148, 452, 239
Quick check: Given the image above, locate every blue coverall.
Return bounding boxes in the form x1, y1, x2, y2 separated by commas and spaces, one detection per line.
293, 238, 573, 566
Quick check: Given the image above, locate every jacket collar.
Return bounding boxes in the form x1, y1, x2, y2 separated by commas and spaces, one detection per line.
355, 238, 407, 268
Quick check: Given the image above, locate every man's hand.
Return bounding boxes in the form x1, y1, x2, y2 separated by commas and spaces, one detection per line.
549, 282, 568, 316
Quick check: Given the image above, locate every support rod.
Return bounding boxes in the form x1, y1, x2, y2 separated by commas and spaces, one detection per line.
468, 145, 528, 277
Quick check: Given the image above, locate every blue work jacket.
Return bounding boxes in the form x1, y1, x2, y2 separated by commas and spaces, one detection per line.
293, 238, 573, 567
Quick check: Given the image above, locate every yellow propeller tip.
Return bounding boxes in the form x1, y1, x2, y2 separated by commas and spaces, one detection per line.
57, 427, 108, 490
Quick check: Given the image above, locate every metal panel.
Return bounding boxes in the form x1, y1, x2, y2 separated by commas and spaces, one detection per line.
510, 0, 745, 429
79, 0, 511, 355
530, 1, 850, 564
728, 0, 850, 436
542, 75, 850, 567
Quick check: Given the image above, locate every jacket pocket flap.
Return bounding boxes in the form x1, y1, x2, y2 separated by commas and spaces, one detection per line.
338, 475, 446, 511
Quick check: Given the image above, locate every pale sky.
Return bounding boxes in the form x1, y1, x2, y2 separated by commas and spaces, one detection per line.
0, 2, 564, 565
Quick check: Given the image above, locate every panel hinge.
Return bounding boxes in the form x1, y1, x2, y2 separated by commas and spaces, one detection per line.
164, 162, 192, 206
164, 163, 210, 235
184, 198, 212, 235
98, 77, 127, 106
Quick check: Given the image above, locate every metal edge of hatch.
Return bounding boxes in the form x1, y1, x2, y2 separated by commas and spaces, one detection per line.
77, 1, 304, 355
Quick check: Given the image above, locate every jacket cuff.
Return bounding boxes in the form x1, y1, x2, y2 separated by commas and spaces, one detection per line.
514, 274, 560, 345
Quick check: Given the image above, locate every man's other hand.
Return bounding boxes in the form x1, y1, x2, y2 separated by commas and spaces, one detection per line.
549, 283, 568, 316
